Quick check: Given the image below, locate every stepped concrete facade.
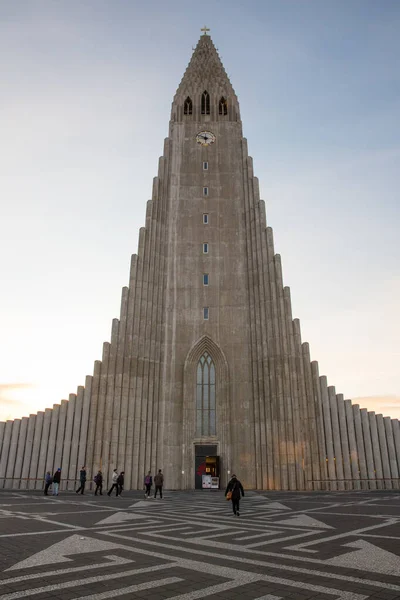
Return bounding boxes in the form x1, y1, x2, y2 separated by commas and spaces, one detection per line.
1, 33, 399, 492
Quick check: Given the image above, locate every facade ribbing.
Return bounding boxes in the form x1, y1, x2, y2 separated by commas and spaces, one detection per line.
0, 34, 397, 492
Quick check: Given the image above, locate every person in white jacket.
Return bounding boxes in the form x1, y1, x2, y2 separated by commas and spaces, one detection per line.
107, 469, 119, 496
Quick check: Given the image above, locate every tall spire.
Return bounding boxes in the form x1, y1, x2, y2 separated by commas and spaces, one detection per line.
172, 31, 239, 122
174, 32, 237, 101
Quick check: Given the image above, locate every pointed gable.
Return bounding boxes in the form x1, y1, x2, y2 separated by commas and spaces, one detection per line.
172, 34, 240, 122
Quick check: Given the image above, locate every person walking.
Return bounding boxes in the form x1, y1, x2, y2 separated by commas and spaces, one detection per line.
52, 468, 61, 496
107, 469, 119, 496
154, 469, 164, 499
225, 474, 244, 516
94, 471, 103, 495
144, 471, 152, 498
75, 466, 87, 495
117, 471, 124, 496
44, 471, 52, 495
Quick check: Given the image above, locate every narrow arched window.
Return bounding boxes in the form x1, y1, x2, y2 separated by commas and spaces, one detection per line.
201, 90, 210, 115
184, 96, 193, 115
196, 352, 216, 436
219, 96, 228, 116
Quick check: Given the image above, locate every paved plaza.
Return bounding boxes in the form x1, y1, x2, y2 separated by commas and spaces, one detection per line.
0, 490, 400, 599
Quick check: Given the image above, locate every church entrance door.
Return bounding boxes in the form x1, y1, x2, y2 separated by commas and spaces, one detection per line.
195, 444, 219, 489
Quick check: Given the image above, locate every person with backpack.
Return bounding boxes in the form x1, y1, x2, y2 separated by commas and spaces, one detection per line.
117, 471, 124, 496
225, 474, 244, 516
154, 469, 164, 498
94, 471, 103, 495
52, 468, 61, 496
75, 466, 87, 495
144, 471, 152, 498
44, 471, 52, 495
107, 469, 119, 496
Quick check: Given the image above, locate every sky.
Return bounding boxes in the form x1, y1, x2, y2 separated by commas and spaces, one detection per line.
0, 0, 399, 422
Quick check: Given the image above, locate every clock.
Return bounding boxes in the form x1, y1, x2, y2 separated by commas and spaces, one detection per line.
196, 131, 216, 146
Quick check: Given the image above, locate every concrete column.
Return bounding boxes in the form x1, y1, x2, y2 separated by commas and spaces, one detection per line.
328, 387, 344, 490
130, 230, 149, 490
94, 341, 111, 483
392, 419, 400, 478
336, 395, 352, 490
376, 414, 392, 489
0, 422, 5, 488
255, 173, 270, 490
256, 206, 272, 490
368, 412, 384, 490
53, 400, 68, 484
37, 409, 51, 488
30, 411, 44, 490
311, 362, 328, 491
384, 417, 399, 489
13, 417, 28, 489
292, 319, 308, 490
20, 415, 36, 490
0, 422, 5, 463
286, 292, 304, 490
77, 376, 92, 480
303, 344, 321, 490
142, 197, 160, 489
122, 256, 138, 491
84, 364, 101, 482
320, 376, 336, 490
344, 400, 360, 490
154, 153, 171, 481
149, 157, 167, 484
0, 421, 12, 488
353, 404, 368, 490
263, 228, 279, 490
275, 257, 295, 491
5, 419, 21, 489
242, 163, 264, 490
61, 394, 76, 490
257, 192, 271, 484
115, 293, 131, 488
68, 386, 83, 484
289, 321, 301, 488
46, 405, 60, 475
135, 207, 158, 490
360, 408, 376, 490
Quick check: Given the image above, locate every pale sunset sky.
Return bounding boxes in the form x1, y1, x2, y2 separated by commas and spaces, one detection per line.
0, 1, 399, 422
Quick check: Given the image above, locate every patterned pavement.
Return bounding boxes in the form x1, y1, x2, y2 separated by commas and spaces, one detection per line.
1, 489, 400, 599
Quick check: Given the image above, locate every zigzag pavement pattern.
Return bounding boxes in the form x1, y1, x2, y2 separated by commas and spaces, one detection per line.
1, 490, 400, 599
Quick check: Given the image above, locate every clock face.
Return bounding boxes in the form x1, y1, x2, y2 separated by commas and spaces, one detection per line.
196, 131, 216, 146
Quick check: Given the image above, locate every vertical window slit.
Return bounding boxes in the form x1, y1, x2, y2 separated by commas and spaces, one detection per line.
201, 91, 210, 115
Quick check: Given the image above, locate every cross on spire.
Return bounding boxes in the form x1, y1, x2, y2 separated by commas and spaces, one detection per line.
201, 25, 210, 36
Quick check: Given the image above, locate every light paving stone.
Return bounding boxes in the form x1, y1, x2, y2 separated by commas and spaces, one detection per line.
0, 489, 399, 600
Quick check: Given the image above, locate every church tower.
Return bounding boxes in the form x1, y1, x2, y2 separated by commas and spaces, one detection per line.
157, 30, 327, 490
1, 32, 400, 492
160, 31, 326, 490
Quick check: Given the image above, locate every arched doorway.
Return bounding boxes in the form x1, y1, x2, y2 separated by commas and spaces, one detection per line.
182, 336, 230, 489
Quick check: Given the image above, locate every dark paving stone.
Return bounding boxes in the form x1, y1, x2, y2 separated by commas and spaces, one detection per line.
1, 490, 400, 599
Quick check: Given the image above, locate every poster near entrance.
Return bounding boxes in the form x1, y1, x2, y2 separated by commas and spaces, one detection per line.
202, 474, 212, 488
211, 476, 219, 489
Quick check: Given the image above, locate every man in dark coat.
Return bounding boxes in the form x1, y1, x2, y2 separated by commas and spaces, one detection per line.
154, 469, 164, 499
44, 471, 52, 495
52, 468, 61, 496
117, 471, 125, 496
225, 474, 244, 516
76, 466, 87, 495
94, 471, 103, 495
